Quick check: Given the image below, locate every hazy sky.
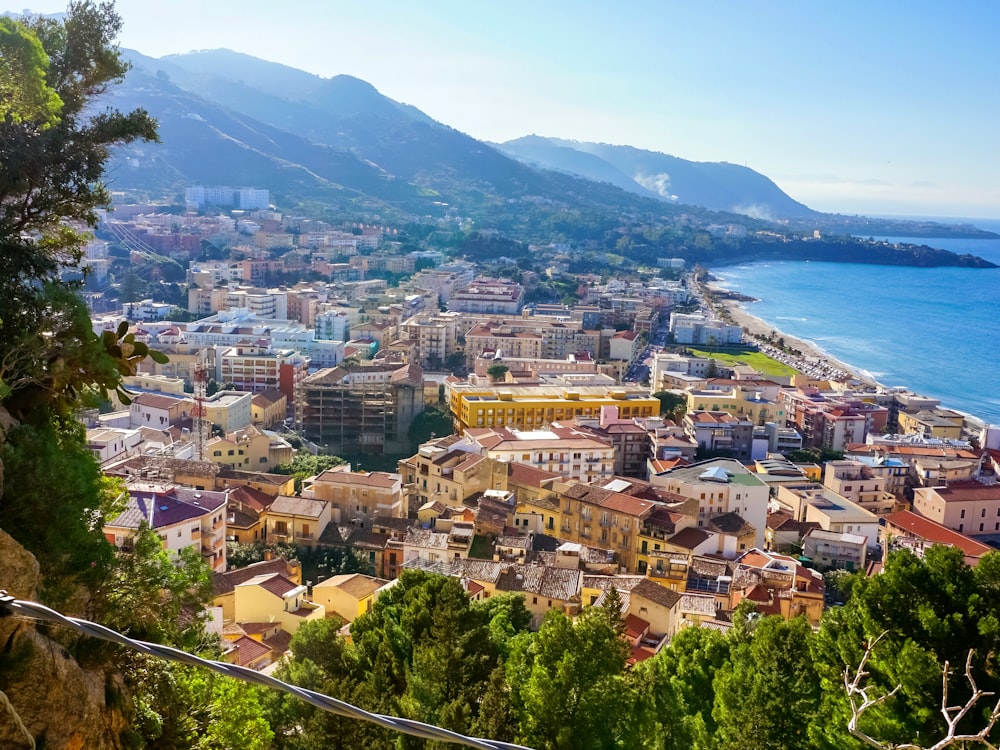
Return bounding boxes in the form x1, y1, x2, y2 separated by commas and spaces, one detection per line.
10, 1, 1000, 219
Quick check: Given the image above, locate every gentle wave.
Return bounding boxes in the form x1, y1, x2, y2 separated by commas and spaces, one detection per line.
720, 218, 1000, 425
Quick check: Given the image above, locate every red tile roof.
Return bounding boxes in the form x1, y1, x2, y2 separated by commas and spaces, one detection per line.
624, 614, 650, 640
228, 635, 271, 667
885, 510, 992, 559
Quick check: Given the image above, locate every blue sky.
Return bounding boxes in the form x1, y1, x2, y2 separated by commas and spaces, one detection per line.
11, 1, 1000, 219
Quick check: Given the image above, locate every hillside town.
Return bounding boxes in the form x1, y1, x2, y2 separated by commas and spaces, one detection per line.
80, 190, 1000, 673
6, 7, 1000, 747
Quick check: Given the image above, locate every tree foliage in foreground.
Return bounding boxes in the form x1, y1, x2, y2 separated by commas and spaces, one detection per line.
259, 549, 1000, 750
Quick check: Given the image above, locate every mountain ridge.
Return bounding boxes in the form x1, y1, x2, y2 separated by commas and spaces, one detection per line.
109, 48, 998, 256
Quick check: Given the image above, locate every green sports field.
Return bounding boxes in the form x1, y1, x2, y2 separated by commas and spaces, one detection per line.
687, 347, 798, 377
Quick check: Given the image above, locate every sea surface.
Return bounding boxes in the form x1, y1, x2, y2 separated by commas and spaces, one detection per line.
711, 217, 1000, 426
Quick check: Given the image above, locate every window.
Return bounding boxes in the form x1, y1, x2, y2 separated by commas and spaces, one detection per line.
532, 596, 538, 605
228, 449, 235, 456
961, 509, 966, 518
259, 457, 268, 463
213, 450, 222, 457
983, 508, 988, 518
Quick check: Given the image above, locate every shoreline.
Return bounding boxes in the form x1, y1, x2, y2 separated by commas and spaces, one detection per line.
699, 276, 990, 432
700, 278, 880, 391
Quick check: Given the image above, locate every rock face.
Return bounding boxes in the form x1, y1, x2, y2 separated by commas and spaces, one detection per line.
0, 406, 129, 750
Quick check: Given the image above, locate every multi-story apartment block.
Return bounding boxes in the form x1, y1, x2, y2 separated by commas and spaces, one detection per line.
471, 351, 597, 380
295, 362, 424, 455
185, 186, 269, 210
686, 384, 783, 426
104, 484, 228, 572
206, 424, 293, 472
648, 458, 770, 549
822, 459, 897, 516
314, 309, 352, 342
779, 388, 876, 453
897, 408, 966, 440
448, 278, 525, 315
774, 483, 881, 547
265, 496, 331, 549
448, 382, 659, 434
913, 481, 1000, 537
668, 313, 743, 346
301, 467, 404, 527
684, 411, 756, 462
241, 259, 285, 286
564, 412, 651, 479
400, 312, 461, 368
216, 345, 310, 405
464, 318, 601, 366
802, 529, 868, 571
223, 288, 288, 320
187, 286, 230, 317
201, 390, 254, 432
549, 478, 698, 574
463, 424, 616, 484
398, 437, 510, 513
608, 330, 641, 362
407, 263, 476, 303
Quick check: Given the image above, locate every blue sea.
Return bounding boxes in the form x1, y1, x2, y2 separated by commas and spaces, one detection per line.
712, 217, 1000, 426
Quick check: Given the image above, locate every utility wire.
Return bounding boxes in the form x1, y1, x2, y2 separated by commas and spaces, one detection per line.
0, 593, 533, 750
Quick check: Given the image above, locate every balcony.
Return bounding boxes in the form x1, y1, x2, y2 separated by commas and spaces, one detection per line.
201, 536, 224, 555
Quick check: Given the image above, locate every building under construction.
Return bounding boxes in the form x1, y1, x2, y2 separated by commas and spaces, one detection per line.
295, 362, 424, 456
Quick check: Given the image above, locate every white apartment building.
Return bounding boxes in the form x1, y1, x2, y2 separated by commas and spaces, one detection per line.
669, 313, 743, 346
649, 458, 770, 548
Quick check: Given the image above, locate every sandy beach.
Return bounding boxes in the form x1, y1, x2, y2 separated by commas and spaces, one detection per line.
701, 277, 879, 389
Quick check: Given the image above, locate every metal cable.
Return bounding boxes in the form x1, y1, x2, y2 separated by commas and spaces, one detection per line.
0, 687, 35, 749
0, 593, 532, 750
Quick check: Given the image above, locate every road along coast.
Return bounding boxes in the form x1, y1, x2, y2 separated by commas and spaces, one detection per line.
700, 277, 879, 389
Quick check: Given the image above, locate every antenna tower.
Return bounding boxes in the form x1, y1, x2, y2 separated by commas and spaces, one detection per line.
194, 356, 208, 461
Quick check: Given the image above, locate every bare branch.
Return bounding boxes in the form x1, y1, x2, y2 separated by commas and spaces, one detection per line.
845, 640, 1000, 750
845, 632, 901, 749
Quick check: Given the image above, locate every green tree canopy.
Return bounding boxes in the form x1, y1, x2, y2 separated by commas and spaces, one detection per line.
653, 390, 689, 421
811, 547, 1000, 748
0, 2, 157, 420
0, 16, 62, 125
507, 604, 635, 750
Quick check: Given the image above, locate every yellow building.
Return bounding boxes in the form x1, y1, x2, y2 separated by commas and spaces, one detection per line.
265, 496, 332, 548
206, 424, 293, 471
251, 389, 287, 429
202, 390, 254, 433
898, 409, 965, 440
686, 385, 783, 425
449, 383, 659, 433
311, 573, 390, 622
232, 572, 324, 634
212, 557, 301, 624
398, 436, 509, 514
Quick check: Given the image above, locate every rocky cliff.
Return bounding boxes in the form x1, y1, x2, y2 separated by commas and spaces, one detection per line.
0, 406, 129, 750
